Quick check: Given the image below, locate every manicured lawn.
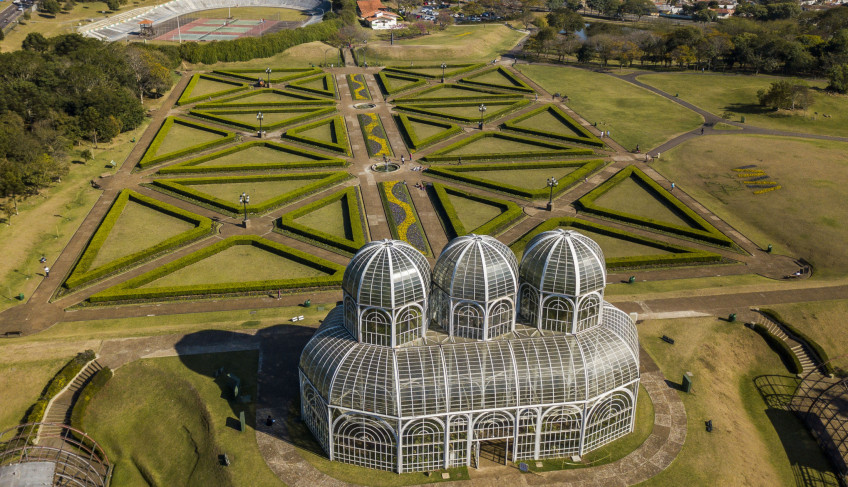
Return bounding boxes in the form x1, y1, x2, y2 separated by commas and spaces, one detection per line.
85, 351, 283, 487
515, 64, 703, 150
191, 77, 242, 98
417, 87, 483, 98
0, 357, 72, 433
767, 299, 848, 361
593, 176, 693, 228
446, 193, 503, 231
406, 119, 448, 139
194, 42, 339, 70
205, 110, 310, 127
654, 135, 848, 276
298, 123, 335, 144
229, 91, 308, 103
140, 243, 329, 288
191, 178, 316, 202
88, 201, 195, 269
293, 198, 350, 240
156, 122, 223, 156
513, 109, 581, 136
196, 6, 306, 20
637, 72, 848, 137
195, 145, 313, 167
467, 69, 516, 86
364, 25, 524, 65
638, 317, 836, 486
460, 166, 578, 188
556, 227, 670, 259
447, 136, 555, 155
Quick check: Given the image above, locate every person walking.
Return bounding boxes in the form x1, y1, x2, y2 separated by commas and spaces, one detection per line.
670, 182, 675, 191
401, 155, 405, 165
44, 266, 50, 277
701, 127, 705, 135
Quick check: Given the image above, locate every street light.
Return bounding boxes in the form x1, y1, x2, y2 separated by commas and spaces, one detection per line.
265, 67, 272, 87
478, 104, 486, 129
239, 192, 250, 227
256, 111, 264, 138
441, 63, 447, 83
546, 177, 559, 211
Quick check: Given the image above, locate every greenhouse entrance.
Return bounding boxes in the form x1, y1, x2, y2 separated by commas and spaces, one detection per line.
474, 439, 512, 467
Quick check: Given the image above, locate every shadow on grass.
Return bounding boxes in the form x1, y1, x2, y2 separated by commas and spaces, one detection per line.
753, 375, 841, 487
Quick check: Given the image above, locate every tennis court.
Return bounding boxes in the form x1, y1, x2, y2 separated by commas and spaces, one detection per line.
155, 18, 281, 41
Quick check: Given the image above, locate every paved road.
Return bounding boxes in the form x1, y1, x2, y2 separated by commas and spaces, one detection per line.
0, 3, 21, 31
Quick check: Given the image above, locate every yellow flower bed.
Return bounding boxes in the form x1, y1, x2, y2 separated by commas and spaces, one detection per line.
361, 113, 392, 157
384, 180, 415, 241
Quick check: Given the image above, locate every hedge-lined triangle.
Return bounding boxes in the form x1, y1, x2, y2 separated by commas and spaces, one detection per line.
430, 182, 522, 238
284, 115, 352, 156
278, 186, 368, 255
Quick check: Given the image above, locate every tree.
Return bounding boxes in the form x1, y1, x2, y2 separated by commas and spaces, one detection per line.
520, 9, 535, 30
671, 45, 696, 67
81, 149, 93, 164
827, 64, 848, 93
757, 80, 813, 110
436, 10, 453, 29
21, 33, 49, 52
692, 8, 717, 24
547, 8, 583, 34
335, 25, 368, 47
39, 0, 60, 15
106, 0, 120, 11
618, 0, 655, 21
0, 27, 5, 42
125, 47, 172, 103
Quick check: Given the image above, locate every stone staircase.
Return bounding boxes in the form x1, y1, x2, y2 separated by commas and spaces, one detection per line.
40, 359, 103, 437
750, 311, 818, 375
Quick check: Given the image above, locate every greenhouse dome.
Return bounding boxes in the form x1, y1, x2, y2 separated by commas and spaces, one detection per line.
299, 232, 640, 473
431, 234, 519, 340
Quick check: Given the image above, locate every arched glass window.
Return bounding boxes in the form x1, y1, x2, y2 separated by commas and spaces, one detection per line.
453, 303, 484, 340
361, 308, 391, 346
344, 297, 358, 338
488, 300, 513, 339
401, 418, 444, 471
519, 285, 538, 325
395, 305, 422, 346
473, 411, 514, 440
576, 294, 601, 333
583, 390, 634, 452
539, 405, 582, 458
333, 413, 397, 471
542, 297, 574, 333
301, 380, 328, 452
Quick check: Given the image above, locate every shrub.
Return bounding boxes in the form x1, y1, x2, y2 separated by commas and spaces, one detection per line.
157, 141, 347, 175
393, 83, 523, 104
375, 71, 427, 96
287, 73, 337, 98
137, 117, 235, 169
70, 367, 113, 433
759, 308, 834, 375
277, 186, 366, 255
194, 88, 334, 109
382, 63, 485, 79
283, 115, 351, 155
430, 182, 523, 238
422, 131, 592, 163
24, 350, 96, 425
509, 217, 724, 268
501, 104, 604, 147
575, 165, 735, 248
393, 114, 462, 152
176, 74, 247, 106
211, 67, 322, 84
394, 99, 531, 125
63, 190, 214, 290
458, 66, 534, 93
425, 160, 606, 199
751, 323, 802, 374
88, 236, 345, 303
189, 106, 336, 131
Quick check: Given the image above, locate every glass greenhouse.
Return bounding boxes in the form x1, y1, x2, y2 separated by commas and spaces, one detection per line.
299, 231, 641, 472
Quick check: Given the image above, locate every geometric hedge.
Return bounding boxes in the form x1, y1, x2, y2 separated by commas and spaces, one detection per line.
156, 141, 347, 175
376, 71, 427, 96
430, 182, 523, 238
212, 67, 322, 84
193, 88, 334, 109
510, 216, 724, 268
177, 73, 247, 106
63, 190, 214, 291
277, 186, 368, 255
283, 115, 352, 156
381, 63, 485, 79
87, 235, 345, 303
189, 106, 336, 132
393, 113, 463, 152
576, 165, 735, 247
137, 117, 236, 169
421, 131, 594, 163
288, 73, 337, 99
425, 159, 606, 199
393, 83, 524, 103
502, 104, 604, 147
394, 100, 530, 125
458, 66, 534, 93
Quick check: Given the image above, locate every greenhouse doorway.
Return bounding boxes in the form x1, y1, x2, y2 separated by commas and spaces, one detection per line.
473, 439, 511, 468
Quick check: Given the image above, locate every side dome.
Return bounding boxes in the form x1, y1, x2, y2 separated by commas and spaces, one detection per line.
431, 235, 518, 340
519, 229, 605, 297
341, 240, 431, 347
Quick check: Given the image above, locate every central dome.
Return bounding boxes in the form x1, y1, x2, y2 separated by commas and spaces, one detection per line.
520, 229, 606, 297
432, 234, 518, 302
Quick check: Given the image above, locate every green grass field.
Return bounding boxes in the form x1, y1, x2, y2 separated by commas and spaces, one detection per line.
459, 166, 578, 188
593, 177, 693, 229
293, 198, 350, 240
88, 201, 195, 270
197, 6, 306, 20
140, 244, 329, 288
190, 77, 242, 98
191, 145, 313, 167
363, 25, 524, 65
0, 356, 73, 433
85, 351, 282, 487
447, 136, 555, 155
515, 65, 703, 150
446, 193, 503, 231
638, 73, 848, 137
766, 299, 848, 361
191, 178, 314, 202
638, 317, 836, 486
555, 226, 671, 258
654, 135, 848, 276
156, 123, 223, 156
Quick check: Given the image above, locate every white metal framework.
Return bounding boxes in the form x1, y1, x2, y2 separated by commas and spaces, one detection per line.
299, 232, 640, 473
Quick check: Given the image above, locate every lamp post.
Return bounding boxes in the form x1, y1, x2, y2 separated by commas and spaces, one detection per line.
265, 67, 272, 88
239, 192, 250, 227
441, 63, 447, 83
256, 111, 264, 138
478, 104, 486, 130
546, 177, 558, 211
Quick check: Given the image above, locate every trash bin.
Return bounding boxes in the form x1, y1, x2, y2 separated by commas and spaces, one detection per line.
16, 293, 24, 301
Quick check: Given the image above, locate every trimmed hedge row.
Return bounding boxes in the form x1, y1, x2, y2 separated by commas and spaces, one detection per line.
150, 171, 351, 215
422, 132, 593, 163
189, 106, 336, 132
70, 367, 112, 435
194, 88, 334, 109
502, 104, 604, 147
458, 66, 534, 93
760, 308, 834, 375
157, 141, 347, 175
751, 323, 802, 374
24, 350, 96, 425
383, 63, 485, 79
394, 99, 531, 125
177, 74, 248, 106
376, 71, 427, 96
63, 190, 214, 290
576, 166, 735, 248
212, 67, 322, 84
394, 83, 524, 104
509, 217, 724, 268
283, 115, 351, 156
426, 160, 606, 199
430, 182, 523, 238
88, 236, 345, 303
278, 186, 366, 255
288, 73, 337, 99
137, 117, 236, 169
393, 114, 462, 152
